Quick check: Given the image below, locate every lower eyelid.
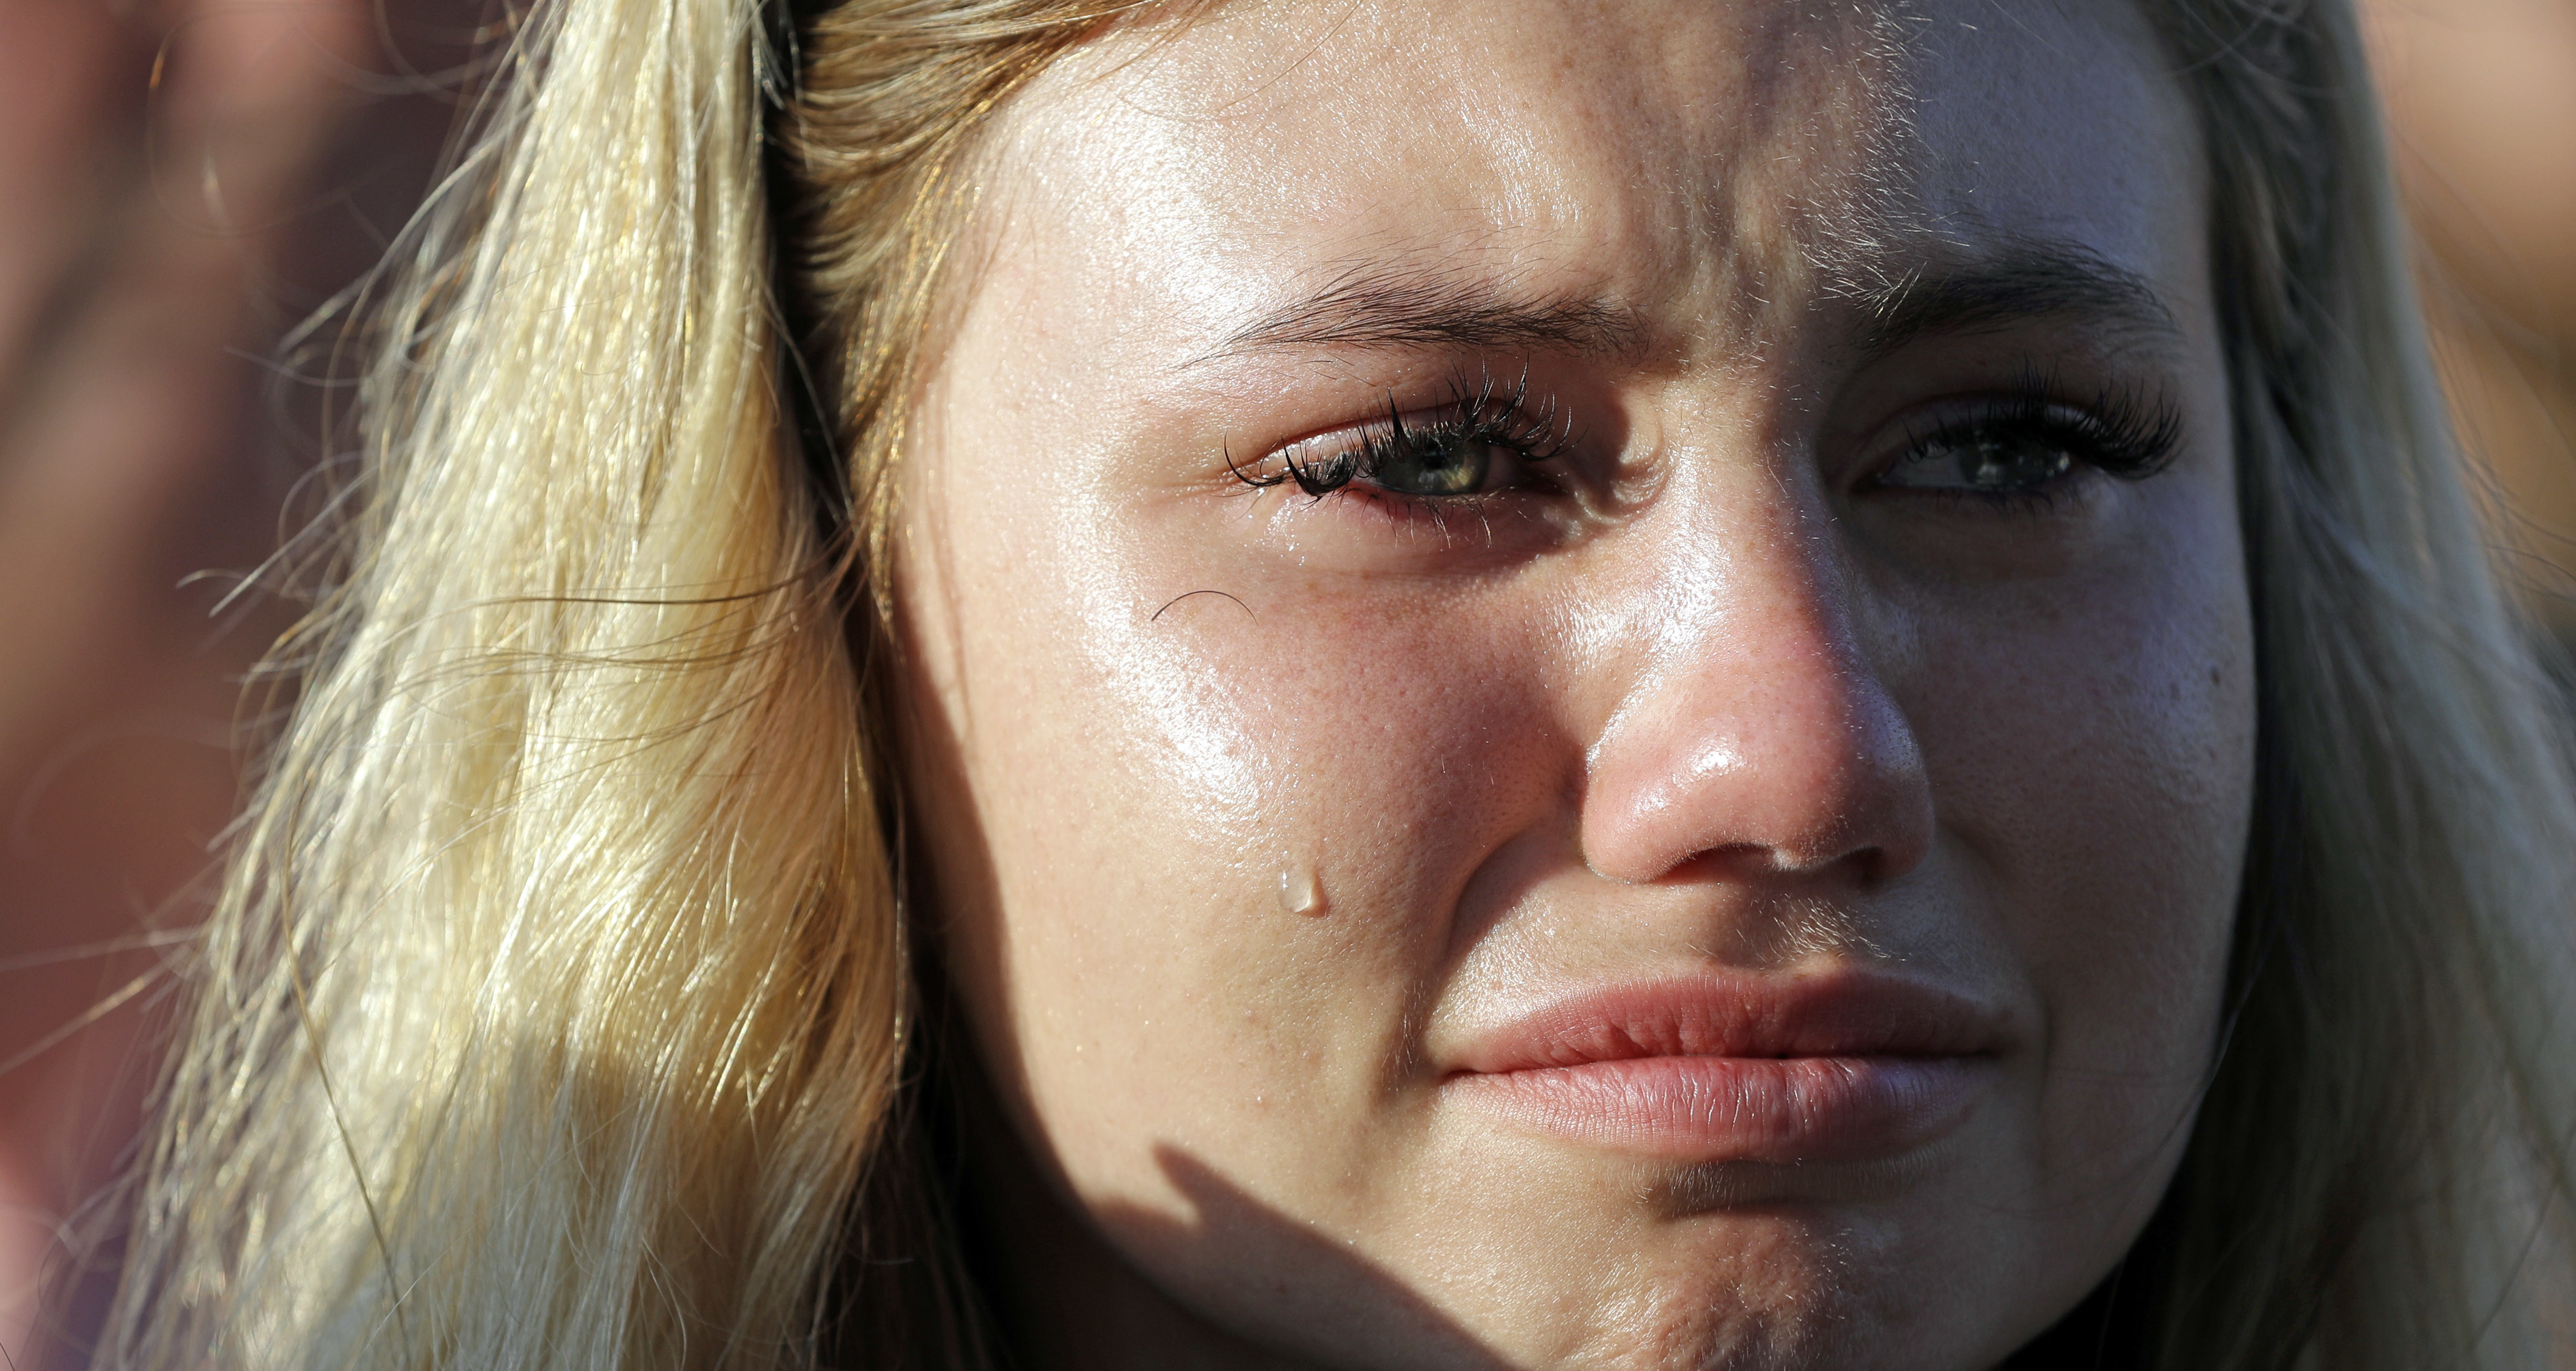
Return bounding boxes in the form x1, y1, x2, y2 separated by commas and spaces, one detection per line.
1277, 465, 1578, 535
1868, 470, 2103, 521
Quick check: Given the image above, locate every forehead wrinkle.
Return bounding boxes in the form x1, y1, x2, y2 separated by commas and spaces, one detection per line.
1188, 251, 1658, 367
1218, 1, 1938, 371
1617, 2, 1936, 367
992, 0, 1947, 384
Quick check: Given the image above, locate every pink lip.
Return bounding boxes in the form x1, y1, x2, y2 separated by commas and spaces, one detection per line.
1442, 972, 2010, 1165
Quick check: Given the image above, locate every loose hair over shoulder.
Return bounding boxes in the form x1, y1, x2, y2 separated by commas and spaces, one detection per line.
2143, 3, 2576, 1363
93, 1, 2576, 1368
99, 1, 1114, 1364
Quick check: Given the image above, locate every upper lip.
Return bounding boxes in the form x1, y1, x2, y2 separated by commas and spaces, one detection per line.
1443, 969, 2017, 1076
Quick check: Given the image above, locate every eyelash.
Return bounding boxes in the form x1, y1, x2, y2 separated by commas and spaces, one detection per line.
1227, 370, 1573, 501
1878, 371, 2185, 508
1222, 367, 2180, 515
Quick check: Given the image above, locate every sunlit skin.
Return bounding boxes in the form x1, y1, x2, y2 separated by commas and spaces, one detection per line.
893, 3, 2254, 1368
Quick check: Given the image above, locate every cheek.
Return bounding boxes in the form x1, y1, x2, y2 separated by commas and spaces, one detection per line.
900, 488, 1551, 1213
1897, 490, 2255, 1184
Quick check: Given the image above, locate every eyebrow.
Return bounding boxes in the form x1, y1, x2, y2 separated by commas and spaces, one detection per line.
1849, 243, 2184, 359
1194, 263, 1653, 365
1189, 241, 2181, 369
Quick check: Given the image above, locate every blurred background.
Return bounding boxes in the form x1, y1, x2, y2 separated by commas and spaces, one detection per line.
2373, 0, 2576, 649
0, 0, 462, 1360
0, 0, 2567, 1364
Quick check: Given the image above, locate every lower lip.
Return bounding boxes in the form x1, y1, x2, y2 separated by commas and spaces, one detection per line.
1448, 1055, 1991, 1165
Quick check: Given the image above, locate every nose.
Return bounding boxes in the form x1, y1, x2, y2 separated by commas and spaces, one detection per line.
1579, 498, 1933, 889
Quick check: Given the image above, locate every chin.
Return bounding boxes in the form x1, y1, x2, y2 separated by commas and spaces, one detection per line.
1408, 1163, 2062, 1371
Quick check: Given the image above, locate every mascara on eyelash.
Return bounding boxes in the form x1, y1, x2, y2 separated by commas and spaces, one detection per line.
1226, 368, 1574, 499
1871, 368, 2186, 513
1939, 368, 2185, 479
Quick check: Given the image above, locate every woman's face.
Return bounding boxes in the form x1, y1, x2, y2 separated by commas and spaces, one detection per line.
896, 2, 2253, 1367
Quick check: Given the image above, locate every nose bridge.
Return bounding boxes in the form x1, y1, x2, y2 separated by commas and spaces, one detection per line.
1580, 481, 1931, 887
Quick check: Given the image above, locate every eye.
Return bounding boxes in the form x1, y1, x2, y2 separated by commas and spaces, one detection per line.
1878, 429, 2075, 494
1867, 380, 2182, 504
1231, 372, 1574, 503
1367, 432, 1501, 496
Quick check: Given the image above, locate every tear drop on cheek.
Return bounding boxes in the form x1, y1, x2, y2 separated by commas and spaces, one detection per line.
1276, 863, 1324, 917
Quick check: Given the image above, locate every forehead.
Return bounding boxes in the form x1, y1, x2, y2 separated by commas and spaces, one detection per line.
969, 0, 2201, 368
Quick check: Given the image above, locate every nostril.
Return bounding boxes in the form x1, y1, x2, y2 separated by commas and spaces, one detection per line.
1658, 839, 1896, 887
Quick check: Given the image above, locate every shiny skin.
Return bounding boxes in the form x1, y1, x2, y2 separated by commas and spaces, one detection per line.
892, 2, 2254, 1367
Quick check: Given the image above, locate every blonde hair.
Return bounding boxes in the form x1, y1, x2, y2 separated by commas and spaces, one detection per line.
95, 1, 2576, 1367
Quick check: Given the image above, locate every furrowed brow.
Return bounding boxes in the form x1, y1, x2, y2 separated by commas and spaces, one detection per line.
1193, 264, 1651, 366
1855, 243, 2184, 358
